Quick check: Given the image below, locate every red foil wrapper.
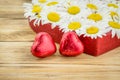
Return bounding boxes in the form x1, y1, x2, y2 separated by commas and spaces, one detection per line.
29, 19, 120, 56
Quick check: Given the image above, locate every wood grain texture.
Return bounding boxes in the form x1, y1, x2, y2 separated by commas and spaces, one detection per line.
0, 0, 120, 80
0, 19, 35, 42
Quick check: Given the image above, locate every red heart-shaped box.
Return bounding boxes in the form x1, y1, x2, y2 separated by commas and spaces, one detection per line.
29, 19, 120, 56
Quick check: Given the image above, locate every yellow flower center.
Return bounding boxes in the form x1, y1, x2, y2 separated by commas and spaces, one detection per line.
109, 21, 120, 29
110, 11, 118, 17
87, 4, 98, 10
47, 2, 58, 6
87, 13, 102, 22
68, 22, 81, 30
67, 6, 80, 15
47, 12, 60, 22
32, 5, 42, 13
39, 0, 46, 3
108, 3, 119, 8
86, 26, 99, 34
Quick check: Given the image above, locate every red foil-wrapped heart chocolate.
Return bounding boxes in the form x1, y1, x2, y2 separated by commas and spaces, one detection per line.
59, 32, 84, 57
31, 32, 56, 58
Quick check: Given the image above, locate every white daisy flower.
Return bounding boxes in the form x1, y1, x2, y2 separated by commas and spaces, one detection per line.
59, 17, 85, 35
81, 20, 109, 39
23, 3, 35, 18
57, 0, 88, 20
86, 9, 110, 29
23, 3, 44, 26
40, 7, 66, 28
23, 3, 43, 18
85, 3, 110, 30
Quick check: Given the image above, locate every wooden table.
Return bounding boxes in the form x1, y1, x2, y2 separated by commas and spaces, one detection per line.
0, 0, 120, 80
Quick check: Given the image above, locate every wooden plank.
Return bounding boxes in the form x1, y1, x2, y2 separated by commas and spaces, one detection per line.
0, 0, 30, 6
0, 19, 35, 41
0, 1, 35, 41
0, 66, 119, 80
0, 42, 120, 64
0, 0, 30, 18
0, 6, 24, 19
0, 42, 120, 80
0, 70, 119, 80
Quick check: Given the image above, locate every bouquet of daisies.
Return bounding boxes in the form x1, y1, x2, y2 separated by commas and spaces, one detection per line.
23, 0, 120, 39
